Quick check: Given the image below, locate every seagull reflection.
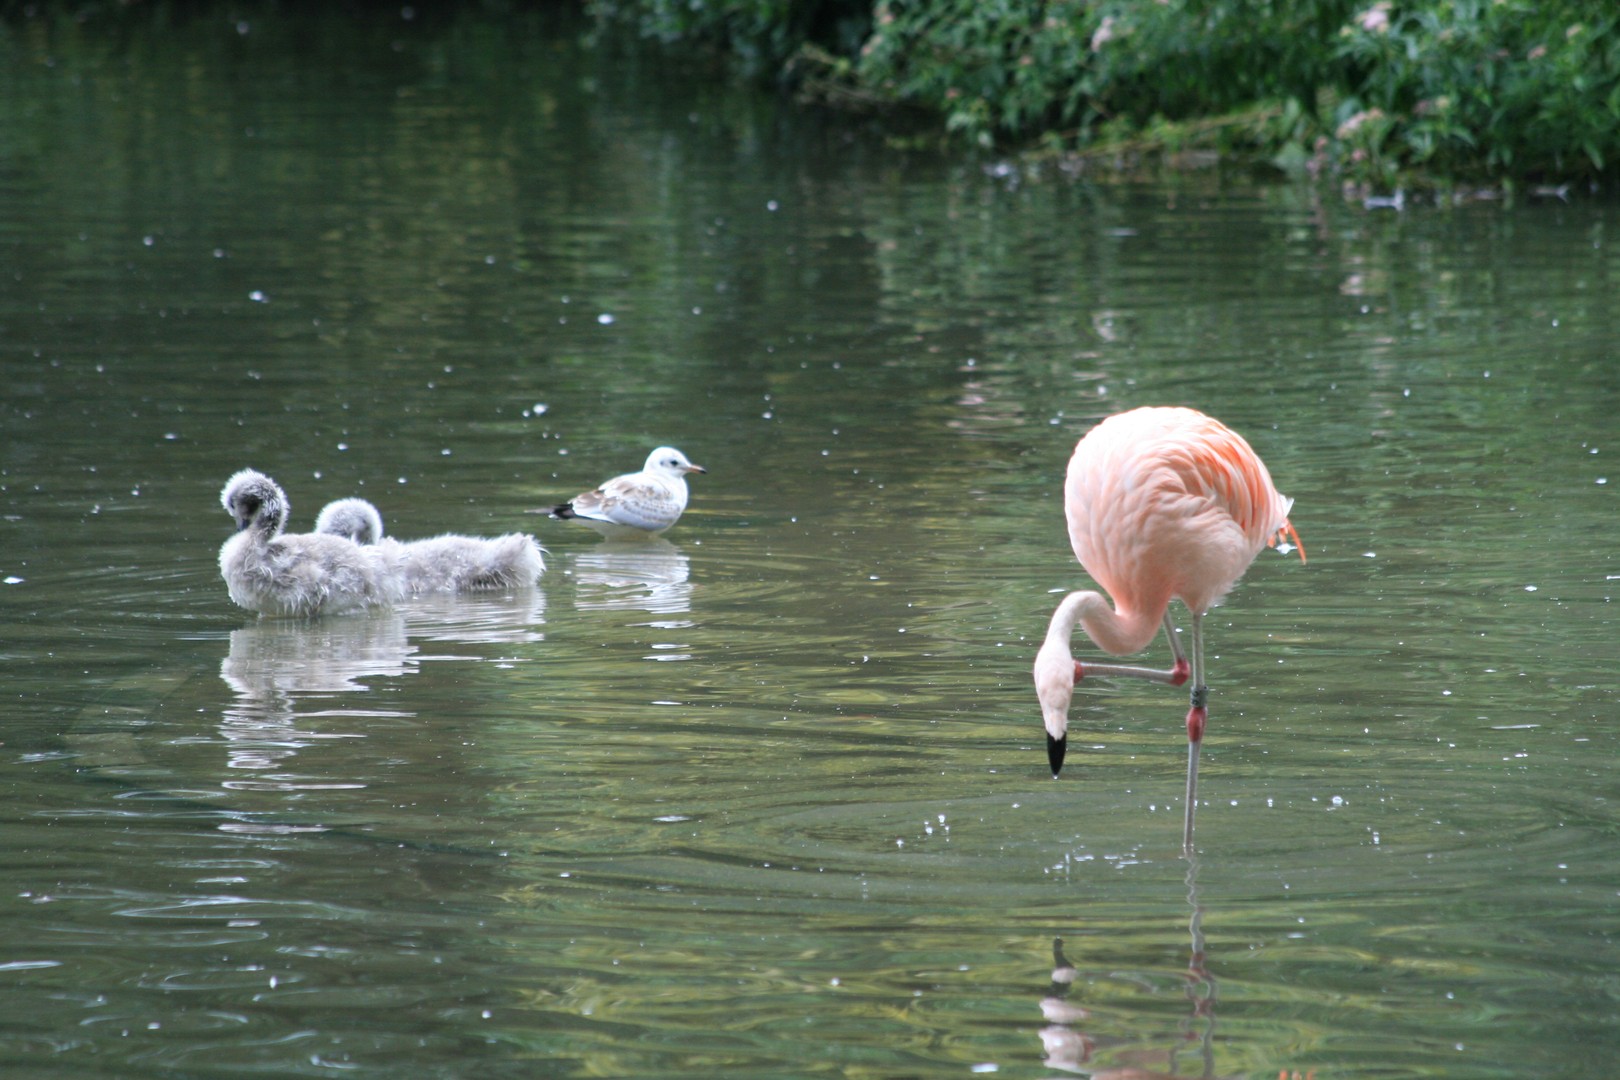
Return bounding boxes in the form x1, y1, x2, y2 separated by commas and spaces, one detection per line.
571, 536, 692, 615
219, 612, 417, 775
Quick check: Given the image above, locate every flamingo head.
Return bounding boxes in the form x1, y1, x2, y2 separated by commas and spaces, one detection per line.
1033, 636, 1075, 777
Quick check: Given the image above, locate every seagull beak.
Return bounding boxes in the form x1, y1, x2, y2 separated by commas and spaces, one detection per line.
684, 464, 707, 474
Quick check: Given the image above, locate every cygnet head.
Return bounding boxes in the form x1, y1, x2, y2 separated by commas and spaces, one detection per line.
644, 446, 706, 480
221, 469, 290, 537
315, 498, 385, 545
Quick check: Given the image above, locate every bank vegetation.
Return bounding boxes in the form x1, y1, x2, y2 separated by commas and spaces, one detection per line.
588, 0, 1620, 191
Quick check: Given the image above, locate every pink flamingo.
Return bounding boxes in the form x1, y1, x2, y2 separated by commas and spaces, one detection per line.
1033, 406, 1304, 852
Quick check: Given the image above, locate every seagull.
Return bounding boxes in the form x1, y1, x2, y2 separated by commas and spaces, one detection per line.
314, 497, 545, 593
546, 446, 706, 539
219, 470, 403, 617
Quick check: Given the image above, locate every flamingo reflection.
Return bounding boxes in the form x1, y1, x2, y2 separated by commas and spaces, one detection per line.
1038, 858, 1317, 1078
1038, 858, 1231, 1079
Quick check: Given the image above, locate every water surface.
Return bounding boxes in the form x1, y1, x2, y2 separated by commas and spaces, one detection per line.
1, 9, 1616, 1078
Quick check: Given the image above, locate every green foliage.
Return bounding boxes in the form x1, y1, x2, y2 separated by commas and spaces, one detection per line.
818, 0, 1358, 151
853, 0, 1089, 147
586, 0, 871, 77
1333, 0, 1620, 180
590, 0, 1620, 183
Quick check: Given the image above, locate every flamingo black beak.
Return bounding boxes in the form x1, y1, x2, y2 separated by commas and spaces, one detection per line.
1047, 733, 1066, 778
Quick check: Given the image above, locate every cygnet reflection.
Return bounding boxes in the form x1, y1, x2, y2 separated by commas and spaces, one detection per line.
314, 496, 545, 595
219, 612, 417, 776
570, 536, 692, 614
398, 587, 548, 646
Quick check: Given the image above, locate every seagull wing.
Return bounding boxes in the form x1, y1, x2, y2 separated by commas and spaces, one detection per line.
570, 474, 683, 531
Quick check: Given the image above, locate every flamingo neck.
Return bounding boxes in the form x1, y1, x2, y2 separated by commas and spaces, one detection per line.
1050, 590, 1162, 657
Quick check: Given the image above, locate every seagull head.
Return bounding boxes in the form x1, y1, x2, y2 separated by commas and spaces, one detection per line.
645, 446, 706, 478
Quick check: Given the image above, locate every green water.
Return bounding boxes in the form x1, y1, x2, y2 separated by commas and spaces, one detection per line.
2, 8, 1616, 1078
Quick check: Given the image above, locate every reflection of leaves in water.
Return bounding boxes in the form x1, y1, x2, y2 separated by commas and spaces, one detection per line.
572, 537, 691, 615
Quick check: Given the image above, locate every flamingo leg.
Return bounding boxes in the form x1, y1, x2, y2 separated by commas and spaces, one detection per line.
1163, 609, 1188, 669
1183, 610, 1208, 855
1071, 611, 1192, 686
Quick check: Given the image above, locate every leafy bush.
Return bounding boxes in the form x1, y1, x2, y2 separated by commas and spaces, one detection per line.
856, 0, 1359, 145
1333, 0, 1620, 180
586, 0, 871, 76
592, 0, 1620, 183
